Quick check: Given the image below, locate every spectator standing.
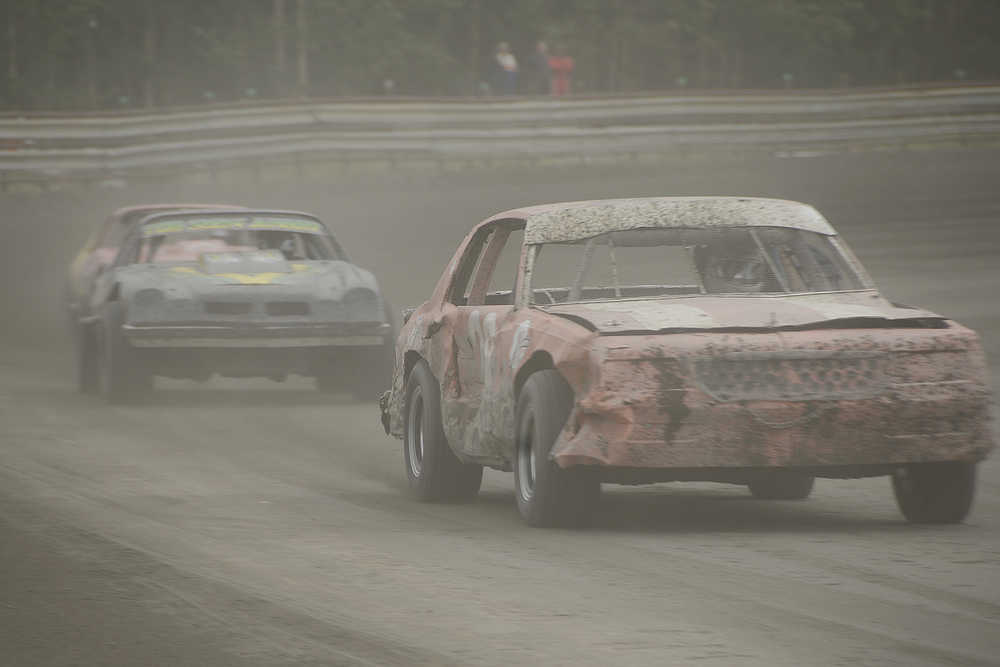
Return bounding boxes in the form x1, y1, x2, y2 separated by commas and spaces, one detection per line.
548, 45, 574, 97
494, 42, 519, 95
528, 41, 551, 95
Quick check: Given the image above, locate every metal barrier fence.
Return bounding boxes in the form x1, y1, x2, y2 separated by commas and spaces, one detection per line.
2, 86, 999, 188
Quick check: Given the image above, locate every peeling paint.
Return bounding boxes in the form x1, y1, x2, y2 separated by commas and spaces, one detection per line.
383, 198, 995, 480
550, 328, 993, 469
509, 320, 532, 369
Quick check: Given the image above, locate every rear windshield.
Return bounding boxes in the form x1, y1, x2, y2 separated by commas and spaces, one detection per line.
129, 215, 342, 264
528, 226, 867, 304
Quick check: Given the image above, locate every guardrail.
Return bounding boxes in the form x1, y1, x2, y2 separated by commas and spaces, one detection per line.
2, 85, 999, 187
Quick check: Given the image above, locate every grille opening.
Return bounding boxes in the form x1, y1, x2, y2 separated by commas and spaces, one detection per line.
266, 301, 310, 316
204, 301, 252, 315
693, 355, 886, 402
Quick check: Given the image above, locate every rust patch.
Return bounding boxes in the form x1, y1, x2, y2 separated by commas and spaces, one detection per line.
384, 198, 995, 479
652, 359, 690, 446
551, 327, 994, 469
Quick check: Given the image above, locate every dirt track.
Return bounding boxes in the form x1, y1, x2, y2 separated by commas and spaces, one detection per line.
2, 150, 999, 666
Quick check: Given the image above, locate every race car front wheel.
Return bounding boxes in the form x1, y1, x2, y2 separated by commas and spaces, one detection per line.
515, 370, 600, 528
892, 462, 976, 524
403, 360, 482, 502
98, 302, 152, 404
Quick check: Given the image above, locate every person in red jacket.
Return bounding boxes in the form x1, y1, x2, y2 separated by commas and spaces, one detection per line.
548, 45, 574, 96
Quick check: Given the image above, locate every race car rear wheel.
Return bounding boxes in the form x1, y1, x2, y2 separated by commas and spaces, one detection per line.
350, 341, 394, 402
353, 302, 398, 402
74, 322, 100, 394
315, 340, 394, 402
98, 302, 152, 404
515, 370, 600, 528
747, 471, 815, 500
892, 462, 976, 524
403, 360, 482, 501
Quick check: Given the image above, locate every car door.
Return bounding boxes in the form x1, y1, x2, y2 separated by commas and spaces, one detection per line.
443, 220, 526, 461
68, 215, 115, 318
90, 225, 142, 314
75, 214, 136, 319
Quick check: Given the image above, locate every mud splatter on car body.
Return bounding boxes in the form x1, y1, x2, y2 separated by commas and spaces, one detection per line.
382, 197, 993, 482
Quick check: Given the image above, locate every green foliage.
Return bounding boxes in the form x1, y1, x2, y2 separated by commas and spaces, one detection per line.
2, 0, 999, 110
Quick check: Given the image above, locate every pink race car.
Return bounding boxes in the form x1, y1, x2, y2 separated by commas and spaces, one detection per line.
381, 197, 994, 527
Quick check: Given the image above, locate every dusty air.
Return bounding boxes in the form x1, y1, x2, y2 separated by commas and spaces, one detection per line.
2, 2, 999, 666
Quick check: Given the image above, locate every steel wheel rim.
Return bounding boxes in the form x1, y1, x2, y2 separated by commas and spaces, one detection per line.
517, 412, 536, 502
407, 385, 425, 478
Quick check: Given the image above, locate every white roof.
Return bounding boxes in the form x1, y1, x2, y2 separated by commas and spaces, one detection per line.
518, 197, 835, 244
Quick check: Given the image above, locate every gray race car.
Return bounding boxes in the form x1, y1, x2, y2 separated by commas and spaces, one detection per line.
80, 209, 393, 403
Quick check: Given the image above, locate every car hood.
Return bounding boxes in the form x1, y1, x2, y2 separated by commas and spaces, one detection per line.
537, 291, 945, 334
118, 259, 377, 293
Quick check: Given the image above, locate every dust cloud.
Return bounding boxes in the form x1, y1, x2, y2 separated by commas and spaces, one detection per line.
4, 149, 999, 366
1, 149, 1000, 666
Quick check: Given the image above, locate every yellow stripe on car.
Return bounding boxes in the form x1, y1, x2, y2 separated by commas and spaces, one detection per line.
170, 265, 287, 284
214, 272, 285, 285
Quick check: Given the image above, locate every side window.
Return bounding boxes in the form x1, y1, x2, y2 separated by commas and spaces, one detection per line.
447, 229, 494, 306
82, 217, 113, 251
487, 228, 524, 297
466, 222, 525, 306
446, 220, 526, 307
102, 222, 130, 250
114, 230, 142, 267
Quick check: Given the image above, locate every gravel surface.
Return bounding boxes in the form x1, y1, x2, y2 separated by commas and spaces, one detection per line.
1, 149, 998, 666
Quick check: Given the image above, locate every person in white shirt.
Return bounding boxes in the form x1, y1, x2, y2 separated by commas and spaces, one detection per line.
494, 42, 519, 95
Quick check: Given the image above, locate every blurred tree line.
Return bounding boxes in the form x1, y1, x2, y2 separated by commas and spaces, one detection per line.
3, 0, 999, 110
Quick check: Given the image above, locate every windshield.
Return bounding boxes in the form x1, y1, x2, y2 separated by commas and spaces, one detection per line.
129, 215, 342, 264
527, 227, 867, 304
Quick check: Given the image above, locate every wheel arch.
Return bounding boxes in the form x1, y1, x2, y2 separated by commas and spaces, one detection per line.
514, 350, 557, 400
403, 349, 425, 385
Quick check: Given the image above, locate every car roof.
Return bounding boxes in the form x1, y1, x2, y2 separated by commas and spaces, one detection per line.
480, 197, 836, 244
135, 209, 324, 226
112, 204, 246, 224
138, 206, 326, 238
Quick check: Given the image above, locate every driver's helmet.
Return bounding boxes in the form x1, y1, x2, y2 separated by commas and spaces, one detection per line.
255, 230, 298, 259
256, 230, 279, 249
699, 244, 769, 293
210, 229, 242, 246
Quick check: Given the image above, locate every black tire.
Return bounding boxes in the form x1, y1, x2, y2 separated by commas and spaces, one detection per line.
403, 360, 482, 501
74, 322, 100, 394
349, 300, 397, 401
350, 342, 394, 402
514, 370, 600, 528
98, 301, 152, 404
892, 462, 976, 524
747, 471, 815, 500
317, 338, 395, 401
315, 348, 393, 400
314, 347, 346, 394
